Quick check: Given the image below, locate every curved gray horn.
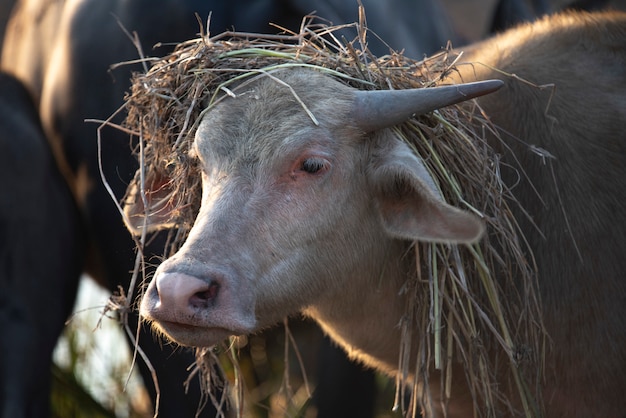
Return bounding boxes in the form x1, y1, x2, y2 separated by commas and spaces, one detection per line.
352, 79, 504, 132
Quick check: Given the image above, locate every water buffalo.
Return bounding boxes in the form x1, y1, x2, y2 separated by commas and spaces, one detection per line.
0, 0, 469, 416
0, 72, 84, 418
131, 11, 626, 417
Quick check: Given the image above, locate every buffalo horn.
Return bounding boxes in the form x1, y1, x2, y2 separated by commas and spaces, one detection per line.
352, 79, 504, 132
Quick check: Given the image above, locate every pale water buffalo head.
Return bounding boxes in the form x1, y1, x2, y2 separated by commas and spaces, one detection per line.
128, 69, 501, 349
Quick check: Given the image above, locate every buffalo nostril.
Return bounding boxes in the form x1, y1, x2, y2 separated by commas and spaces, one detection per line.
189, 281, 219, 308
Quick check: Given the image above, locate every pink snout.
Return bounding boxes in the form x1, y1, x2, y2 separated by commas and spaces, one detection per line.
140, 269, 256, 347
156, 272, 219, 314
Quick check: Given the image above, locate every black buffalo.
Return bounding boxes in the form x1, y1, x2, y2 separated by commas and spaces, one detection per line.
0, 72, 83, 418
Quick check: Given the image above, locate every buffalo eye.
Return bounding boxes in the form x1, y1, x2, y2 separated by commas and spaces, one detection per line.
300, 157, 328, 174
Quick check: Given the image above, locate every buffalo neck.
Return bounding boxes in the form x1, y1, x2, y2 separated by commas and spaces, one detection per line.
302, 238, 415, 376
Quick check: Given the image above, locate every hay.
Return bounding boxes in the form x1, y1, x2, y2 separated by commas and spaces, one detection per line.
121, 11, 546, 418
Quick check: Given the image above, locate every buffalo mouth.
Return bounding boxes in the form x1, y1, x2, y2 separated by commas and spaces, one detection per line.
151, 320, 236, 348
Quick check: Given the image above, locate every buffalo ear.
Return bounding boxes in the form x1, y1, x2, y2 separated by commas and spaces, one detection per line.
122, 174, 177, 236
369, 136, 484, 243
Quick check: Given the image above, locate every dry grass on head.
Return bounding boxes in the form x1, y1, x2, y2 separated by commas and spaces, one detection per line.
119, 11, 546, 418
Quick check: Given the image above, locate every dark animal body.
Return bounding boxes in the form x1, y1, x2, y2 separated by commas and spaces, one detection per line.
0, 0, 469, 416
133, 11, 626, 417
0, 72, 83, 418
